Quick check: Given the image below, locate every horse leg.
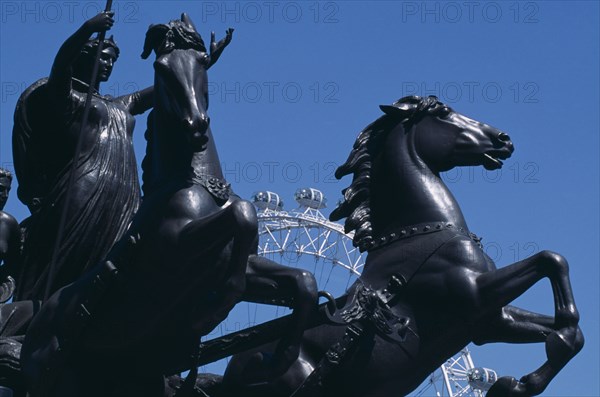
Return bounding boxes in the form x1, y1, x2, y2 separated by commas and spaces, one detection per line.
477, 250, 578, 327
475, 251, 583, 396
473, 305, 555, 345
178, 200, 258, 331
475, 305, 583, 397
178, 199, 257, 261
238, 255, 318, 383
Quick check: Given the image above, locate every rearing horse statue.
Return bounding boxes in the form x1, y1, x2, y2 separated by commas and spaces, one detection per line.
20, 14, 317, 396
219, 96, 583, 397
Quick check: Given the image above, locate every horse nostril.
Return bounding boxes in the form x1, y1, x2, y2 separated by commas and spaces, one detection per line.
182, 118, 195, 131
200, 115, 210, 127
497, 132, 511, 142
182, 115, 210, 133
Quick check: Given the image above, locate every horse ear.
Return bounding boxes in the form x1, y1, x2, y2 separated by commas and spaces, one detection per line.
380, 95, 421, 117
141, 24, 168, 59
380, 103, 415, 116
181, 13, 197, 31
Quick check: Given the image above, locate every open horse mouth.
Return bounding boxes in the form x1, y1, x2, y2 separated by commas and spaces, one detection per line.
483, 151, 511, 170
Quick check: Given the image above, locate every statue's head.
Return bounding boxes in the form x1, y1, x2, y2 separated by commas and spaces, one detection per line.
0, 168, 13, 211
74, 36, 120, 84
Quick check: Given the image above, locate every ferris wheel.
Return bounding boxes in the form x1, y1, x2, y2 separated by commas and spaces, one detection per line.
202, 187, 497, 396
252, 188, 363, 298
413, 347, 498, 397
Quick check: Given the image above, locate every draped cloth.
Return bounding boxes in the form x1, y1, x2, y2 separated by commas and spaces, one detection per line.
13, 78, 141, 301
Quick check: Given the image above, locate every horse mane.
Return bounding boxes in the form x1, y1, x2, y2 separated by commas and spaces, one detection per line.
141, 18, 206, 59
330, 95, 447, 252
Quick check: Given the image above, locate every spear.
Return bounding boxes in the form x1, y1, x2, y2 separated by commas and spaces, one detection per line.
44, 0, 114, 301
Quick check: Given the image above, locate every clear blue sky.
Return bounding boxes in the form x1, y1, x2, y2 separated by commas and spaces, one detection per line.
1, 1, 598, 395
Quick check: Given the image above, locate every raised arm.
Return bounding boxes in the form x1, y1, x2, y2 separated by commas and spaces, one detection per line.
207, 28, 234, 69
119, 86, 154, 116
47, 12, 115, 99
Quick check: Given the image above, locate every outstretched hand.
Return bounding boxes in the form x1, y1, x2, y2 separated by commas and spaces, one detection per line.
210, 28, 235, 54
85, 11, 115, 34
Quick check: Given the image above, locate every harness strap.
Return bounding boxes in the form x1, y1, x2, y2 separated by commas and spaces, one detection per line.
191, 173, 233, 201
368, 221, 482, 251
290, 322, 365, 397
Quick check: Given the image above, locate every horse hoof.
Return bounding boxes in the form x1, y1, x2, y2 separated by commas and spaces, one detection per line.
487, 376, 529, 397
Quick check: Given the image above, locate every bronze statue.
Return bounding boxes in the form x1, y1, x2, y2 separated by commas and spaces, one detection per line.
12, 11, 152, 302
0, 7, 581, 397
214, 96, 583, 397
0, 169, 20, 303
20, 14, 318, 396
0, 168, 35, 395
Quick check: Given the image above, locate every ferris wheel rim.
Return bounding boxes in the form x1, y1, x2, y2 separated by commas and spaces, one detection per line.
256, 206, 363, 276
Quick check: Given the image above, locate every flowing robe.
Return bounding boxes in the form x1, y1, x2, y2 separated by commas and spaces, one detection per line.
13, 78, 142, 301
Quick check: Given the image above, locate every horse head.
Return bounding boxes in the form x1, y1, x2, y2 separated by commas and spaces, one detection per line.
380, 96, 514, 172
332, 96, 514, 252
141, 14, 225, 193
142, 13, 211, 152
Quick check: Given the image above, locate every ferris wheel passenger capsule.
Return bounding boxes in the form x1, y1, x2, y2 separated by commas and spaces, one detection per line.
251, 191, 284, 211
294, 188, 327, 209
467, 367, 498, 391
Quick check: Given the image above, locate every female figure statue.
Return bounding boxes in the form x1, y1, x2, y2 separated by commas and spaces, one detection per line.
13, 12, 153, 301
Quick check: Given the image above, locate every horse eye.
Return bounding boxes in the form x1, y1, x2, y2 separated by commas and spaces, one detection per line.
438, 107, 452, 118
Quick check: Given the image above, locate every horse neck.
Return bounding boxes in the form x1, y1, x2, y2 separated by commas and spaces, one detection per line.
370, 127, 468, 232
190, 130, 224, 179
149, 111, 224, 185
